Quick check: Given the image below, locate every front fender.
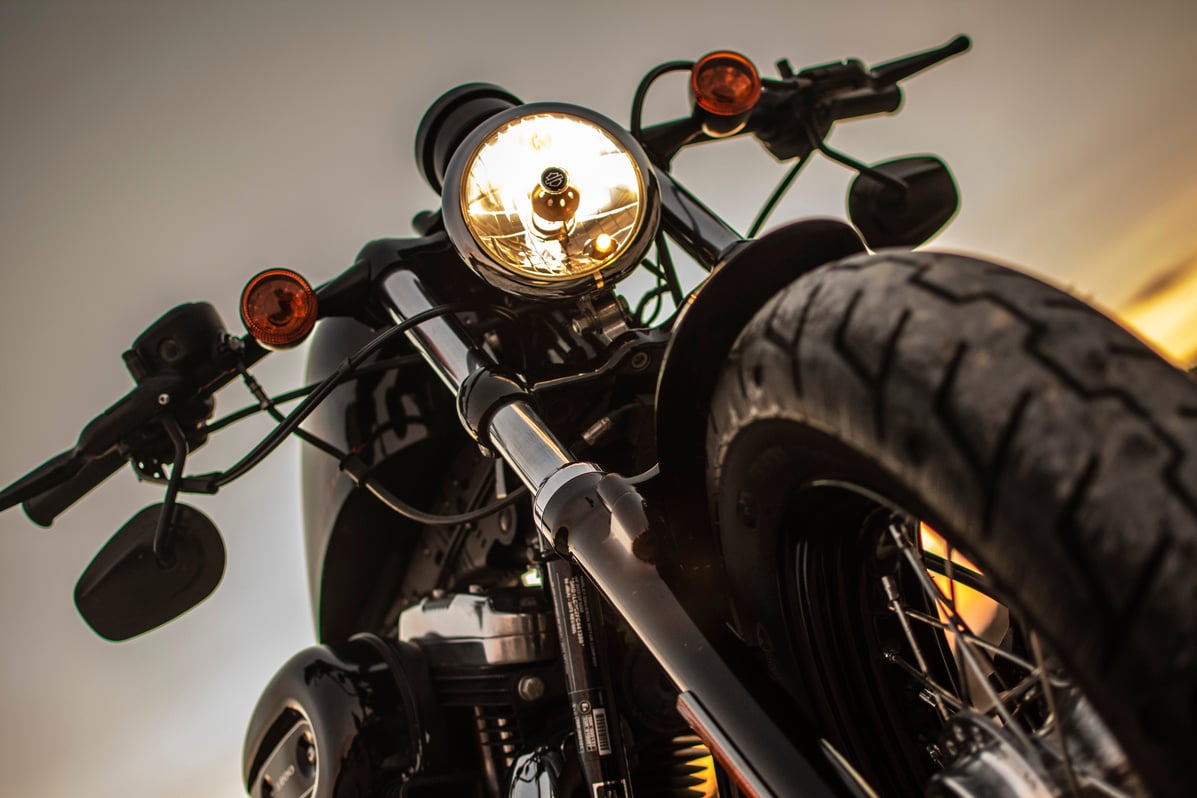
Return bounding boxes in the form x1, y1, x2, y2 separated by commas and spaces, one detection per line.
652, 219, 865, 588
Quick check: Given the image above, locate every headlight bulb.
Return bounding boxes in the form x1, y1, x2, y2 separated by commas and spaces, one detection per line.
442, 104, 660, 298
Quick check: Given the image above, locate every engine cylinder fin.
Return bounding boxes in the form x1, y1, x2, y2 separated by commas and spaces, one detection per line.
631, 734, 718, 797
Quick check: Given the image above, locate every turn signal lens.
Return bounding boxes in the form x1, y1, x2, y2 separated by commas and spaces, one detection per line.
240, 268, 318, 349
691, 51, 762, 117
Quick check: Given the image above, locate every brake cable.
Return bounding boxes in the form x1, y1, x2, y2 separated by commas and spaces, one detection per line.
138, 302, 528, 526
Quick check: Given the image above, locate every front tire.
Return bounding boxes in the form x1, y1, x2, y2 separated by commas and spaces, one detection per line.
706, 251, 1197, 796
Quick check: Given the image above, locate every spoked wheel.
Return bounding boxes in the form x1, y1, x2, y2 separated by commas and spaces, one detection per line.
706, 251, 1197, 797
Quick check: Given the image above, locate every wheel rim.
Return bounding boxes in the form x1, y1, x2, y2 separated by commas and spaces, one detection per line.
781, 482, 1143, 797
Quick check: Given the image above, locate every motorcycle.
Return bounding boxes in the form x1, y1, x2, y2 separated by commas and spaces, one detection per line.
3, 34, 1195, 797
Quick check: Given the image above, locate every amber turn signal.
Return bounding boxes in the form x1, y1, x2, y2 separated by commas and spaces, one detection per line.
240, 268, 318, 349
691, 51, 762, 118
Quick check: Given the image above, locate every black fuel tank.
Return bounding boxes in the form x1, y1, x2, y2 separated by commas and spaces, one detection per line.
301, 316, 466, 642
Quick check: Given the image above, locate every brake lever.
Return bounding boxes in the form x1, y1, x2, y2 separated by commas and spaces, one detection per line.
869, 34, 971, 87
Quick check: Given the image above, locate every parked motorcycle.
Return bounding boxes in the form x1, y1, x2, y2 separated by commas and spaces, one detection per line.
3, 35, 1195, 797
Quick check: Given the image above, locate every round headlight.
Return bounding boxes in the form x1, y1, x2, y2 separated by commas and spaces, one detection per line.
442, 104, 659, 298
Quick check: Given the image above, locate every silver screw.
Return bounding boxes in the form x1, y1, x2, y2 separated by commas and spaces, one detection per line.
157, 393, 171, 406
517, 675, 545, 702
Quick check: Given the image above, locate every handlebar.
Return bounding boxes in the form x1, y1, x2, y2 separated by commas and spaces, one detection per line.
639, 34, 971, 165
0, 373, 185, 525
23, 449, 127, 527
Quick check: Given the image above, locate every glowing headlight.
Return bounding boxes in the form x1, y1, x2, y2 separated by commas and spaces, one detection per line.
442, 104, 659, 298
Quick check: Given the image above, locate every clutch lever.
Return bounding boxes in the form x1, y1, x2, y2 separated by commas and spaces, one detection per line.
0, 373, 185, 521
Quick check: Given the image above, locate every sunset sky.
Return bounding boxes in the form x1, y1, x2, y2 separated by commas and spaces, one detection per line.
1, 2, 1195, 796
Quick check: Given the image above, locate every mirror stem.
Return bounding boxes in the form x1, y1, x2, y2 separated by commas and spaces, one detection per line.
804, 121, 908, 195
152, 418, 189, 566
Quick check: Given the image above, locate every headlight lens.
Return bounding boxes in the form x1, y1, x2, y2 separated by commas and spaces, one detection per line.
443, 105, 658, 298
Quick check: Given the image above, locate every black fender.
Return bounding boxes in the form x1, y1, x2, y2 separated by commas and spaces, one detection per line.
651, 219, 865, 607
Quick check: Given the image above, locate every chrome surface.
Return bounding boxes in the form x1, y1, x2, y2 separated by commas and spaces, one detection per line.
383, 269, 487, 392
250, 717, 317, 798
508, 748, 565, 798
398, 593, 556, 667
930, 713, 1054, 798
489, 401, 575, 492
532, 462, 603, 541
440, 102, 661, 299
677, 691, 770, 798
383, 269, 575, 494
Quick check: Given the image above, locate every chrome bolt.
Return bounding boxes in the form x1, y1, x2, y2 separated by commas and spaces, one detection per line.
517, 675, 546, 702
157, 393, 171, 406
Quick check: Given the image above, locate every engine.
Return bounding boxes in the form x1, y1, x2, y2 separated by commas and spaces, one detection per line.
243, 588, 570, 798
243, 586, 706, 797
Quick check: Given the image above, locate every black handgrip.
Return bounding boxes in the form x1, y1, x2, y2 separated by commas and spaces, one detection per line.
0, 373, 182, 521
827, 85, 903, 121
870, 34, 971, 87
23, 449, 127, 527
0, 449, 82, 512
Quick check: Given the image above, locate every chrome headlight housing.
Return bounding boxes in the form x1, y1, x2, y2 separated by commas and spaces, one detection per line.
442, 103, 660, 299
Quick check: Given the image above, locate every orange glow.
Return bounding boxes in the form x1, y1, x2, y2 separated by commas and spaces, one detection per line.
240, 268, 318, 349
919, 523, 1000, 646
691, 51, 762, 117
1117, 255, 1197, 366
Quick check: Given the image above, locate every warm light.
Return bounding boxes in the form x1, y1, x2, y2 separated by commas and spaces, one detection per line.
691, 51, 762, 118
919, 523, 1001, 647
592, 233, 614, 256
457, 111, 648, 287
240, 268, 317, 349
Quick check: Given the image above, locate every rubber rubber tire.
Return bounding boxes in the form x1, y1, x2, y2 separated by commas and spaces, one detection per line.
705, 250, 1197, 797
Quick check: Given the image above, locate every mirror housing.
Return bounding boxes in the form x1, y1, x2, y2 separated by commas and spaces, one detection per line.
848, 156, 958, 249
75, 503, 225, 641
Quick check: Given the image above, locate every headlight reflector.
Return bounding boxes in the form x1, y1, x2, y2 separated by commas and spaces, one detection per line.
443, 104, 658, 298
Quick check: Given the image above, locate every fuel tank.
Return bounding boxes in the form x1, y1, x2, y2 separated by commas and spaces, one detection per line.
301, 315, 466, 642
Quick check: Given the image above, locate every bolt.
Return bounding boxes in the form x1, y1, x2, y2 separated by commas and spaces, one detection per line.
157, 393, 171, 406
517, 675, 546, 702
629, 351, 651, 371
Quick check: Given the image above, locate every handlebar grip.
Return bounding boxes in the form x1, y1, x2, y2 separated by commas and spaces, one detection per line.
827, 85, 902, 121
22, 449, 126, 527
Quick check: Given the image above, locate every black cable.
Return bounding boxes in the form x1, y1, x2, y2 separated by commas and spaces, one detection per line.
206, 353, 422, 433
357, 472, 527, 527
236, 364, 347, 460
173, 302, 532, 527
631, 60, 694, 141
655, 231, 683, 307
183, 303, 471, 492
635, 284, 669, 327
747, 150, 813, 239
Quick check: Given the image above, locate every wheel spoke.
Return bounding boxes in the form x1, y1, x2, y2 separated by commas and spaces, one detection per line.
1030, 630, 1082, 798
882, 575, 953, 721
900, 607, 1038, 673
887, 523, 1038, 751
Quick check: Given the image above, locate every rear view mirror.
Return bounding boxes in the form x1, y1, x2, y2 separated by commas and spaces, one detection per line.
75, 503, 225, 641
848, 156, 959, 249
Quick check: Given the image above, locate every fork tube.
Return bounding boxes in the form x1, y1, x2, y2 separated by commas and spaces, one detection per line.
383, 268, 844, 798
383, 269, 570, 490
654, 166, 744, 268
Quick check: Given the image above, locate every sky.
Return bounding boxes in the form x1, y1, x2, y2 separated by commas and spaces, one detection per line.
1, 2, 1195, 796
